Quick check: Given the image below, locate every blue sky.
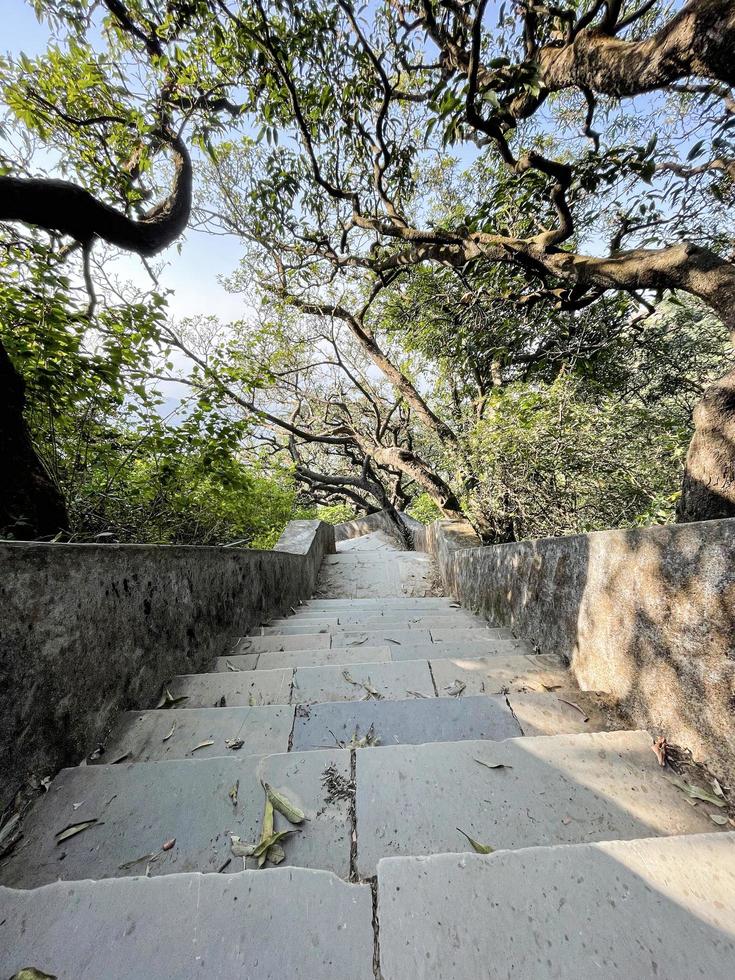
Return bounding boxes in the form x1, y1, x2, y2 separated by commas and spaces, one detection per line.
4, 0, 245, 323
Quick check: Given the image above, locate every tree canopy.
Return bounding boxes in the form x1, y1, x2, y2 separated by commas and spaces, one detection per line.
1, 0, 734, 540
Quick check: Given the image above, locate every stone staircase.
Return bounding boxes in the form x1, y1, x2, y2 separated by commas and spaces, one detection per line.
1, 533, 734, 977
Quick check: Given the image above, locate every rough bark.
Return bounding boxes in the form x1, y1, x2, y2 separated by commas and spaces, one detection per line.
0, 136, 191, 256
677, 367, 735, 523
538, 0, 735, 97
0, 339, 68, 539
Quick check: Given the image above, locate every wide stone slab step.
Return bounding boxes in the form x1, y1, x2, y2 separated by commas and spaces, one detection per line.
303, 597, 451, 610
253, 645, 391, 670
168, 666, 294, 706
354, 730, 723, 876
261, 616, 497, 633
291, 695, 521, 751
234, 633, 331, 653
430, 653, 563, 694
0, 868, 374, 980
377, 833, 735, 980
0, 749, 351, 889
170, 655, 567, 708
292, 659, 437, 704
96, 705, 296, 762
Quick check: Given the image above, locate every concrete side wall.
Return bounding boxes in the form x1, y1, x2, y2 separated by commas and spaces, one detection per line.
0, 522, 335, 809
424, 518, 735, 784
334, 510, 405, 547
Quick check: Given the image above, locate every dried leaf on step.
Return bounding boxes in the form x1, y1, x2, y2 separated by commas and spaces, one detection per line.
665, 774, 726, 807
557, 698, 589, 722
225, 737, 244, 751
349, 635, 369, 646
230, 837, 257, 858
162, 721, 176, 743
348, 722, 381, 748
156, 688, 189, 709
258, 796, 275, 868
264, 783, 306, 824
267, 842, 286, 864
385, 638, 401, 645
363, 680, 383, 700
225, 660, 241, 672
474, 759, 511, 771
162, 838, 176, 851
445, 680, 466, 698
252, 829, 299, 860
111, 753, 130, 765
651, 736, 668, 767
709, 812, 729, 825
541, 683, 562, 692
119, 852, 157, 870
342, 670, 359, 686
55, 819, 99, 845
189, 740, 214, 754
229, 780, 239, 806
407, 690, 429, 698
10, 969, 58, 979
712, 777, 725, 797
457, 828, 493, 854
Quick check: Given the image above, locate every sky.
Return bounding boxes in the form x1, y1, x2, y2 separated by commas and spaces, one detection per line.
3, 0, 247, 324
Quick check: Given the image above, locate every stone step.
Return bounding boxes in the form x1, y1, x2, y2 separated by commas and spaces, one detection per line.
0, 749, 352, 889
291, 659, 436, 704
238, 629, 529, 656
233, 633, 331, 653
302, 597, 453, 610
247, 645, 392, 671
0, 868, 374, 980
170, 654, 566, 708
96, 705, 296, 762
354, 729, 723, 877
262, 615, 495, 632
377, 833, 735, 980
430, 652, 561, 693
388, 637, 531, 661
168, 666, 294, 706
291, 695, 521, 751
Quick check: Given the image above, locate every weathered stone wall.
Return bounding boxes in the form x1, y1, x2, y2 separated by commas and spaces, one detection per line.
334, 510, 406, 547
424, 518, 735, 784
0, 521, 334, 810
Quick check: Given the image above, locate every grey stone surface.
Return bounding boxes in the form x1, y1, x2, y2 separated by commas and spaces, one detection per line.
338, 627, 433, 647
429, 653, 567, 694
97, 705, 295, 762
0, 868, 374, 980
337, 529, 400, 551
263, 614, 495, 632
291, 695, 520, 751
390, 638, 530, 662
215, 646, 391, 672
234, 633, 331, 653
377, 834, 735, 980
303, 597, 453, 610
316, 552, 436, 598
216, 651, 259, 670
355, 730, 722, 876
0, 749, 351, 888
422, 516, 735, 785
292, 660, 436, 704
505, 691, 618, 736
168, 667, 294, 706
256, 646, 392, 670
0, 520, 334, 811
334, 509, 406, 547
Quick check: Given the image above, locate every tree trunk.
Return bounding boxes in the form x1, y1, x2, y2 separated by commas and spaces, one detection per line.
0, 339, 68, 539
677, 367, 735, 523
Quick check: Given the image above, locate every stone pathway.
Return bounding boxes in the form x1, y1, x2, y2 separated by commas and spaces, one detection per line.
2, 532, 734, 978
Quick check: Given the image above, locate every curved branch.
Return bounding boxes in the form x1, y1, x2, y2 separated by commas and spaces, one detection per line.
0, 135, 192, 256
